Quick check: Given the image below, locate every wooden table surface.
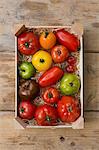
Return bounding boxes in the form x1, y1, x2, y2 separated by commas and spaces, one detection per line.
0, 0, 99, 150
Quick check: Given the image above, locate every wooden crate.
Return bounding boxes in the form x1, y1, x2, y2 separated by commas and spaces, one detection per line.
15, 23, 84, 129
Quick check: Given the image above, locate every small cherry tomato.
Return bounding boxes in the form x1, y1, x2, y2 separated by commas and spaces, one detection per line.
57, 96, 80, 123
35, 104, 58, 126
18, 100, 36, 120
51, 45, 69, 63
18, 32, 40, 55
66, 65, 76, 73
67, 56, 76, 65
43, 87, 60, 104
39, 32, 56, 49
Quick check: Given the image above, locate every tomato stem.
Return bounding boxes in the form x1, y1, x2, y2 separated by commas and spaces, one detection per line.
24, 42, 29, 48
46, 116, 51, 122
57, 49, 61, 56
78, 46, 81, 51
40, 59, 45, 63
69, 82, 73, 86
67, 106, 72, 112
45, 32, 49, 38
48, 92, 53, 98
21, 107, 25, 113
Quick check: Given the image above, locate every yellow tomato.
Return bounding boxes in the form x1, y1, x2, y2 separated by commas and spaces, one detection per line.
39, 32, 56, 49
32, 50, 52, 72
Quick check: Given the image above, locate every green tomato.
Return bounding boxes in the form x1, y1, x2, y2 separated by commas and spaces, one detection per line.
19, 62, 35, 79
60, 73, 80, 95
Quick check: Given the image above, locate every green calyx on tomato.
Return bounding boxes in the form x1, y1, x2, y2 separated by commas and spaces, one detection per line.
67, 106, 72, 112
24, 42, 29, 48
45, 32, 49, 38
46, 116, 51, 122
20, 107, 25, 113
48, 92, 53, 98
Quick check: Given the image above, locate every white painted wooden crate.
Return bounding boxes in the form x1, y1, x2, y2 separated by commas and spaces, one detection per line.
15, 23, 84, 129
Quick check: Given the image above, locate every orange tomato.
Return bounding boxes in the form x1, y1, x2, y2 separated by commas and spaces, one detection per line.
39, 32, 56, 49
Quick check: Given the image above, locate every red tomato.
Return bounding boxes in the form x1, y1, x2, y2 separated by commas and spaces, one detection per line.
55, 29, 80, 52
39, 66, 64, 87
66, 65, 76, 73
43, 87, 60, 104
57, 96, 80, 123
19, 101, 36, 120
67, 56, 76, 65
51, 45, 69, 63
18, 32, 40, 55
35, 104, 58, 126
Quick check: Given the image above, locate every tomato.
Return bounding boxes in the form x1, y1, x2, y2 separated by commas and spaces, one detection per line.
55, 29, 80, 52
51, 45, 69, 63
19, 80, 40, 100
19, 101, 36, 120
66, 65, 76, 73
67, 56, 76, 65
39, 32, 56, 49
57, 96, 80, 123
18, 32, 40, 55
43, 87, 60, 104
39, 66, 64, 87
32, 50, 52, 72
35, 104, 58, 125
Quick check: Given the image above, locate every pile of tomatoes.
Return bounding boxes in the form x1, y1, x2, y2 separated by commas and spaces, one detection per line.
18, 27, 81, 126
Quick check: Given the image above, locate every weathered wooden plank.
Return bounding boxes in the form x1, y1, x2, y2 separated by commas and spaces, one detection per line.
84, 53, 99, 110
0, 52, 15, 111
0, 0, 99, 52
0, 0, 99, 149
0, 111, 99, 150
0, 53, 99, 111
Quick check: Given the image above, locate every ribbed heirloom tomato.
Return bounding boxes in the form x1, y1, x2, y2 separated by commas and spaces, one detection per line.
51, 45, 69, 63
35, 104, 58, 126
43, 87, 60, 104
57, 96, 80, 123
18, 32, 39, 55
39, 32, 56, 49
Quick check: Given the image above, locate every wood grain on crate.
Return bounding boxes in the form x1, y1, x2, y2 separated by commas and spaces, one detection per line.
0, 0, 99, 149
